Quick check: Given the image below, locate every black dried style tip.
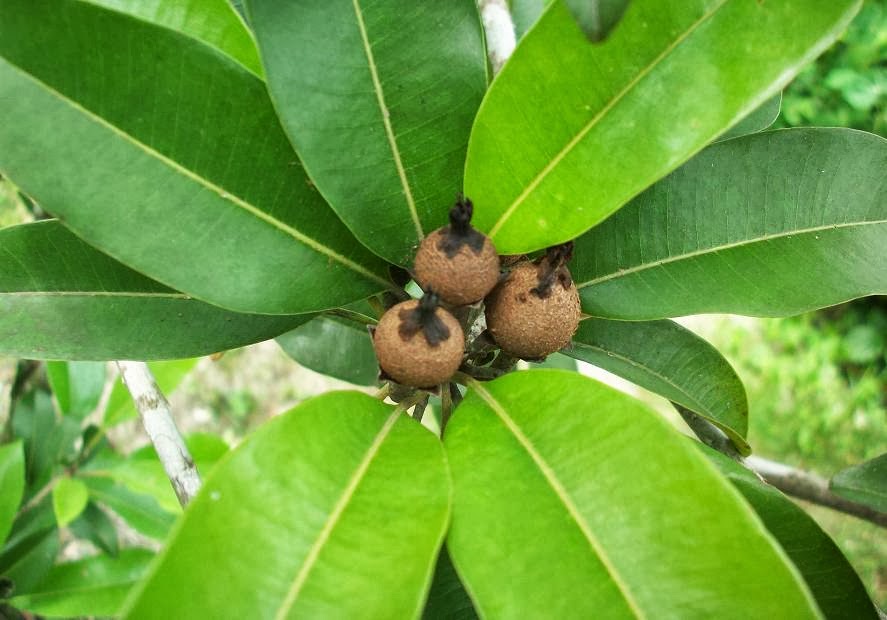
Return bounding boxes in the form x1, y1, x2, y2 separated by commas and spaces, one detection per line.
398, 291, 451, 346
532, 241, 575, 299
438, 194, 486, 258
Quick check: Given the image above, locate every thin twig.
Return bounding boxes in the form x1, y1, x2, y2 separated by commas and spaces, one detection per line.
478, 0, 516, 75
116, 361, 201, 507
440, 383, 453, 436
411, 396, 429, 422
746, 456, 887, 528
374, 383, 392, 400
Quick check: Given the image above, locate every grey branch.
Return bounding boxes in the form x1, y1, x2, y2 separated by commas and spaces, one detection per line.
676, 403, 887, 527
746, 456, 887, 528
478, 0, 516, 75
116, 361, 201, 507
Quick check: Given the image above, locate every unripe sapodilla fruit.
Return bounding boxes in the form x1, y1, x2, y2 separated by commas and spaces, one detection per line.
485, 244, 581, 360
373, 293, 464, 388
414, 196, 500, 306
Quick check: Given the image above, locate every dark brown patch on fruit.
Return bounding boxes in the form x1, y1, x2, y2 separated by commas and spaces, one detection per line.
373, 297, 465, 388
397, 291, 450, 346
414, 196, 500, 306
485, 259, 581, 360
531, 242, 574, 299
438, 195, 485, 257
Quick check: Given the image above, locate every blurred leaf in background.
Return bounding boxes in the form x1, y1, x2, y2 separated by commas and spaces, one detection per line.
776, 0, 886, 135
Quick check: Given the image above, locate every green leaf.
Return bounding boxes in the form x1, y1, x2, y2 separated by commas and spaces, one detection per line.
716, 93, 782, 142
69, 502, 119, 557
445, 370, 819, 618
12, 390, 80, 496
564, 0, 630, 42
124, 392, 449, 618
527, 351, 577, 371
704, 446, 879, 620
0, 442, 24, 545
510, 0, 550, 39
8, 549, 154, 618
830, 453, 887, 513
565, 318, 749, 453
247, 0, 488, 266
103, 359, 198, 427
573, 128, 887, 319
277, 316, 379, 386
0, 0, 391, 315
0, 221, 312, 360
46, 361, 106, 421
51, 478, 89, 528
83, 478, 174, 541
85, 0, 263, 76
422, 545, 478, 620
465, 0, 860, 254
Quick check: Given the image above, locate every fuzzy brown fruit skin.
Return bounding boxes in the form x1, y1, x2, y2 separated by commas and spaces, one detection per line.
373, 299, 465, 388
485, 261, 581, 359
414, 228, 500, 306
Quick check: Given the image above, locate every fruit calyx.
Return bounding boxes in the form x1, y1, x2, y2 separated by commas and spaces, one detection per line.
398, 291, 451, 346
438, 195, 486, 258
532, 242, 574, 299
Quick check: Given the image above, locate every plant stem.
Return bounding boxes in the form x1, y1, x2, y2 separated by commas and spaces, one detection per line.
746, 456, 887, 528
374, 383, 392, 400
116, 361, 201, 507
411, 396, 429, 422
440, 383, 453, 436
478, 0, 516, 75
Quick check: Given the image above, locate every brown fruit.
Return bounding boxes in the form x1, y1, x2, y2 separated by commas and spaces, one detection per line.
373, 295, 465, 388
485, 256, 581, 360
414, 197, 500, 306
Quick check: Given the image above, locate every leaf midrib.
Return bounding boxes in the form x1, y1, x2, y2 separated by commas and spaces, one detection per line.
577, 219, 887, 289
351, 0, 424, 242
488, 0, 731, 238
469, 380, 647, 619
0, 56, 390, 288
273, 409, 401, 619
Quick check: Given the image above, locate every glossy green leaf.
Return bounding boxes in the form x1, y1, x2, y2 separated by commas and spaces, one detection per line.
830, 453, 887, 513
0, 442, 24, 545
573, 128, 887, 319
704, 446, 879, 620
52, 477, 89, 528
465, 0, 860, 254
716, 93, 782, 142
9, 549, 153, 618
445, 370, 819, 618
423, 545, 478, 620
564, 0, 630, 42
0, 0, 391, 314
277, 316, 379, 386
527, 351, 577, 371
46, 361, 106, 421
0, 221, 312, 360
566, 318, 749, 453
124, 392, 450, 618
83, 478, 174, 541
69, 502, 119, 557
86, 0, 262, 76
247, 0, 488, 266
103, 359, 198, 427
